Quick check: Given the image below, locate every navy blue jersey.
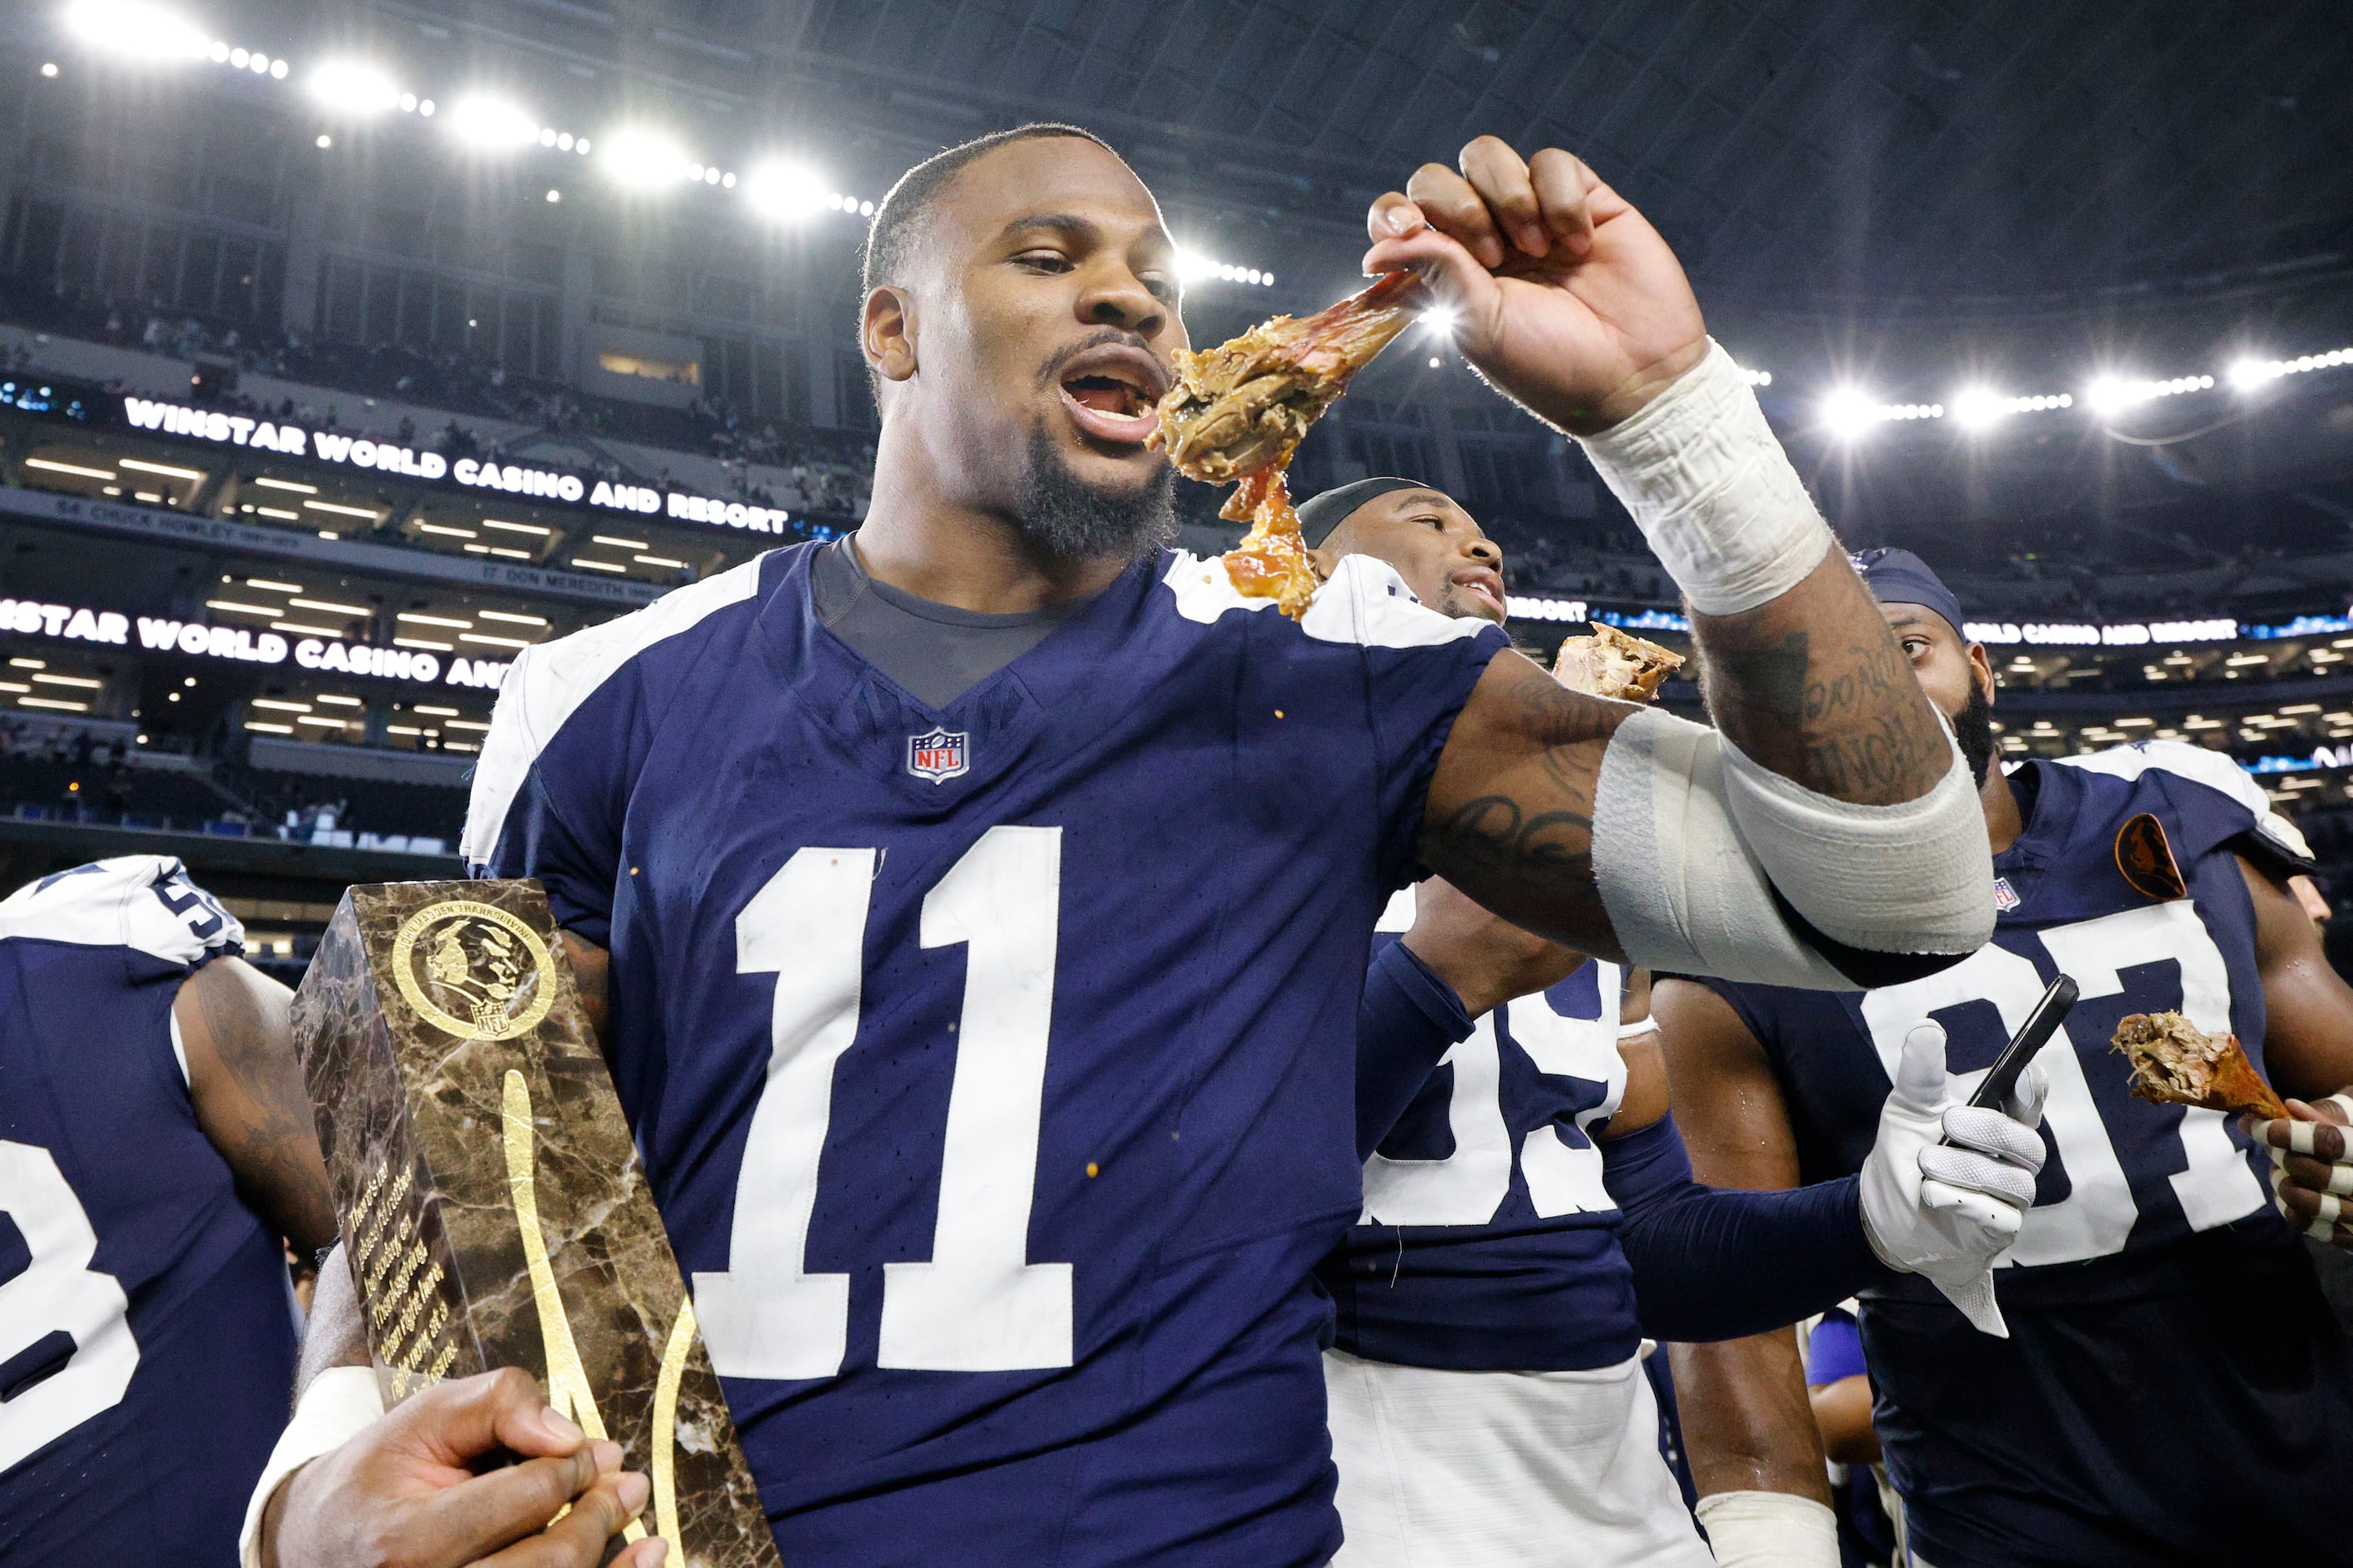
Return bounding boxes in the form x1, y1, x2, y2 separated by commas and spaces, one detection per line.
1706, 745, 2353, 1566
464, 544, 1506, 1566
1324, 887, 1639, 1372
0, 857, 297, 1566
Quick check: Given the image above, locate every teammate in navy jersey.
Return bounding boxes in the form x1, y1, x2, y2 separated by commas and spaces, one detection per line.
1659, 550, 2353, 1568
1308, 495, 2043, 1568
0, 855, 337, 1566
255, 128, 2012, 1568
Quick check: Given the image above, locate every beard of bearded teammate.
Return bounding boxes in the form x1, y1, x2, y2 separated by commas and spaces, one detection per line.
1953, 680, 1995, 789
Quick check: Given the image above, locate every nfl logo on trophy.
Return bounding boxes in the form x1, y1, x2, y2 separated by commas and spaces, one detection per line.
906, 726, 970, 784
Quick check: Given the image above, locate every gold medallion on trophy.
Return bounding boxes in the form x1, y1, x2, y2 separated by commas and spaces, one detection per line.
390, 899, 557, 1040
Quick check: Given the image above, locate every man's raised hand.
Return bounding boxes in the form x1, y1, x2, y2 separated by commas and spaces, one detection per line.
263, 1368, 665, 1568
1364, 136, 1708, 434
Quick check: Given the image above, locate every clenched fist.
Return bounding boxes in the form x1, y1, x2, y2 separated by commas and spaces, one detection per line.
1364, 136, 1708, 435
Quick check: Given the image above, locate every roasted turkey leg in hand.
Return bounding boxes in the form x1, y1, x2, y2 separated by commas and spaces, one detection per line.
1154, 271, 1419, 620
2113, 1010, 2290, 1120
1151, 270, 1417, 485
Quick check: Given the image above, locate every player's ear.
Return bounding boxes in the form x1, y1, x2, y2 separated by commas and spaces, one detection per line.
863, 286, 918, 385
1967, 640, 1996, 707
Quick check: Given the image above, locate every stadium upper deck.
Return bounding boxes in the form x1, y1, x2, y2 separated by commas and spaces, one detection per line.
3, 6, 2352, 968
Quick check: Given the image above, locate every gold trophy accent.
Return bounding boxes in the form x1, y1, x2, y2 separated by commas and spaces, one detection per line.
293, 880, 781, 1567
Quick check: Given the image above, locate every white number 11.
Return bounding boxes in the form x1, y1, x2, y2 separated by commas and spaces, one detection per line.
696, 826, 1073, 1381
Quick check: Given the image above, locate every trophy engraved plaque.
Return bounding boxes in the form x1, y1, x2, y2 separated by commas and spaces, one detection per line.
291, 880, 782, 1568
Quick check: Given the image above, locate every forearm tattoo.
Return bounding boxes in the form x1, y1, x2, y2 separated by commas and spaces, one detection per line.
1698, 589, 1945, 806
1422, 655, 1624, 952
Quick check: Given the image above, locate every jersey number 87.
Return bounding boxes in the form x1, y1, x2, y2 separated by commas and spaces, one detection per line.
1858, 900, 2268, 1267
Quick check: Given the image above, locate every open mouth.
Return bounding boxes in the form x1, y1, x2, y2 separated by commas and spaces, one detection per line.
1055, 349, 1167, 448
1454, 569, 1507, 620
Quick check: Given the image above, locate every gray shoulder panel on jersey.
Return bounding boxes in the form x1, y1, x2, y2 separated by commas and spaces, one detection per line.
461, 554, 770, 867
0, 855, 245, 965
2055, 740, 2314, 861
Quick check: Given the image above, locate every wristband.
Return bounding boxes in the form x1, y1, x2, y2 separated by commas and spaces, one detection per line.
1693, 1489, 1839, 1567
238, 1366, 387, 1568
1578, 341, 1834, 617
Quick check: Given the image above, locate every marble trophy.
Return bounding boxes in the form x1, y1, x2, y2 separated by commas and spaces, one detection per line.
291, 879, 780, 1568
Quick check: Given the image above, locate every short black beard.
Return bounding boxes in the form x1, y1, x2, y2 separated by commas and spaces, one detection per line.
1010, 419, 1176, 563
1952, 681, 1996, 788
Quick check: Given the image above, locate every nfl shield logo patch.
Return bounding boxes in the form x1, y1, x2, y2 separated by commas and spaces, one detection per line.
1992, 876, 2022, 913
906, 726, 969, 784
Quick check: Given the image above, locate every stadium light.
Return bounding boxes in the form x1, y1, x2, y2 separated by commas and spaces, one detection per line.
2230, 347, 2351, 391
2085, 372, 2211, 414
2084, 376, 2138, 415
744, 160, 831, 221
1952, 387, 2007, 430
602, 128, 691, 188
306, 59, 402, 116
1421, 306, 1457, 336
445, 96, 540, 150
62, 0, 210, 62
1822, 387, 1880, 440
1171, 246, 1273, 287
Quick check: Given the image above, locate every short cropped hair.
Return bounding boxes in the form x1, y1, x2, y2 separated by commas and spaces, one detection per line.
859, 122, 1118, 299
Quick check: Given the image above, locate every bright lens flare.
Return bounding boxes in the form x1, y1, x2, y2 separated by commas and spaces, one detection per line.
62, 0, 210, 61
1951, 387, 2006, 430
1822, 387, 1880, 440
743, 160, 830, 220
445, 96, 541, 149
306, 58, 402, 115
1421, 306, 1458, 336
601, 129, 691, 188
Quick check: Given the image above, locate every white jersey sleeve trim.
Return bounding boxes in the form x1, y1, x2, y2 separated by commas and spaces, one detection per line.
0, 855, 244, 966
2055, 741, 2314, 862
462, 554, 769, 867
1163, 551, 1493, 650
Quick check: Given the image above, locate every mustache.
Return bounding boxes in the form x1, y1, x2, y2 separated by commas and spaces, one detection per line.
1035, 328, 1166, 391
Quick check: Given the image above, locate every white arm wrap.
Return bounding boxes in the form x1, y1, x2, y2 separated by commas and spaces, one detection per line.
1693, 1490, 1841, 1568
238, 1365, 387, 1568
1593, 706, 1995, 989
1579, 341, 1834, 616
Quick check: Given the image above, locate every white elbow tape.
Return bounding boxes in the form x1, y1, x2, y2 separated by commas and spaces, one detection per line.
238, 1366, 387, 1568
1716, 718, 1993, 960
1578, 341, 1835, 616
1592, 707, 1992, 988
1693, 1490, 1840, 1568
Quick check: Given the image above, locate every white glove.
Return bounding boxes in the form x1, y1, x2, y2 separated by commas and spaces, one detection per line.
1859, 1020, 2048, 1338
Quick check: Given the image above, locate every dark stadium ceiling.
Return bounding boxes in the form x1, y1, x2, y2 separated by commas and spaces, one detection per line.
325, 0, 2353, 316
